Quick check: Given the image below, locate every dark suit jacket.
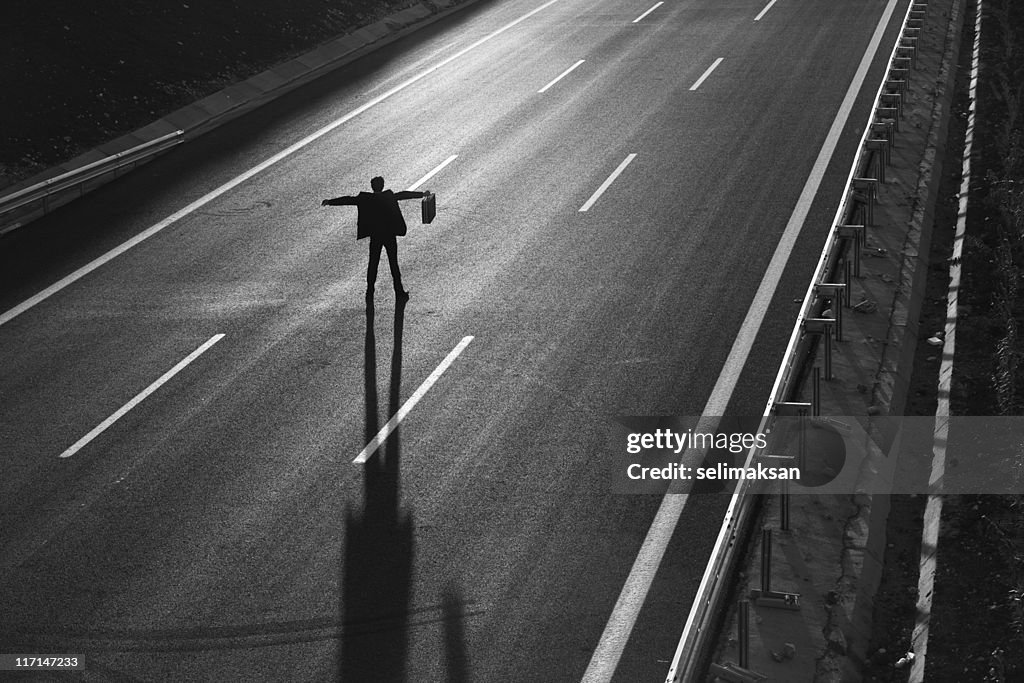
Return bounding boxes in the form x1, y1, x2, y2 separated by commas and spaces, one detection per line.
325, 190, 418, 240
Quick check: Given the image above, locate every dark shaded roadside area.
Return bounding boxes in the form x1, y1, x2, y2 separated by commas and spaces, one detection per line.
866, 0, 1024, 680
0, 0, 424, 188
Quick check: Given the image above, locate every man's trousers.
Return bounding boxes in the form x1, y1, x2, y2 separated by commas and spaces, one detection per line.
367, 235, 403, 292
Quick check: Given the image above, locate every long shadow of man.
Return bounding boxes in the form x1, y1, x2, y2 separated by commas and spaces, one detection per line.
340, 299, 414, 682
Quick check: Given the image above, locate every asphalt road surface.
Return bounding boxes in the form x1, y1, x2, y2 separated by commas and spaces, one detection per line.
0, 0, 910, 680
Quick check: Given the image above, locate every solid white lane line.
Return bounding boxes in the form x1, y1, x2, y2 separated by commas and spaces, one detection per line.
689, 58, 724, 91
353, 335, 473, 464
754, 0, 779, 21
538, 59, 586, 93
633, 2, 664, 23
59, 334, 225, 458
408, 155, 458, 191
909, 0, 978, 678
0, 0, 569, 329
583, 2, 901, 681
579, 154, 637, 212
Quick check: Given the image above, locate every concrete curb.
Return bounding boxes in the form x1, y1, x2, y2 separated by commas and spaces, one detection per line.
0, 0, 481, 232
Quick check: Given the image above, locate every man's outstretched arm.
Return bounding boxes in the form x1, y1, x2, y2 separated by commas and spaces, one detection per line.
321, 196, 358, 206
393, 190, 431, 201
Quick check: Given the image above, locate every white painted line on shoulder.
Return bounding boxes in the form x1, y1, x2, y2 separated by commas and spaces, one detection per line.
689, 58, 724, 91
909, 1, 979, 679
354, 335, 473, 464
408, 155, 458, 191
754, 0, 779, 21
538, 59, 586, 93
579, 154, 637, 212
0, 0, 568, 329
633, 2, 664, 23
584, 1, 901, 681
59, 334, 225, 459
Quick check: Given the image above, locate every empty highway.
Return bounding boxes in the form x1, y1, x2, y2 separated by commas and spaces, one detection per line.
0, 0, 910, 680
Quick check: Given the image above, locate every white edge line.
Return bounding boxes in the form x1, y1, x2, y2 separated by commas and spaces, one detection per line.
538, 59, 586, 93
59, 333, 225, 459
633, 1, 664, 23
689, 57, 724, 91
579, 154, 637, 212
0, 0, 567, 329
754, 0, 779, 21
354, 335, 473, 464
408, 155, 458, 191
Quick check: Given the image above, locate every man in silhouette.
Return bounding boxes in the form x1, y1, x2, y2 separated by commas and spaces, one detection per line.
322, 176, 431, 302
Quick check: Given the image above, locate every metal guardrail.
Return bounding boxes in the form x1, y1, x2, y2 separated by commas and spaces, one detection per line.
0, 130, 183, 234
666, 2, 928, 680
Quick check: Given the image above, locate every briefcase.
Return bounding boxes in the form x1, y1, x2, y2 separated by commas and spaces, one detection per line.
421, 193, 436, 224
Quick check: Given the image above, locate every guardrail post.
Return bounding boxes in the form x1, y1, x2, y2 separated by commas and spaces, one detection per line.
866, 139, 888, 184
896, 43, 917, 68
803, 318, 834, 380
840, 223, 865, 276
852, 176, 876, 227
738, 599, 751, 669
887, 76, 908, 96
877, 106, 900, 133
816, 283, 846, 341
869, 131, 891, 164
799, 410, 807, 471
780, 478, 790, 530
900, 37, 919, 64
761, 528, 772, 593
844, 259, 853, 306
890, 67, 910, 89
812, 366, 822, 417
881, 91, 903, 121
872, 120, 896, 151
903, 27, 921, 60
772, 403, 810, 527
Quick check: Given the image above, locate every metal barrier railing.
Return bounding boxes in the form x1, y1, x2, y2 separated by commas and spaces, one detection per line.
0, 130, 183, 234
666, 1, 929, 680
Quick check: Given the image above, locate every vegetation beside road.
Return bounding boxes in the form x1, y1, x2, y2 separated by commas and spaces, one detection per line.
0, 0, 429, 189
866, 1, 1023, 680
912, 0, 1023, 679
962, 1, 1024, 676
